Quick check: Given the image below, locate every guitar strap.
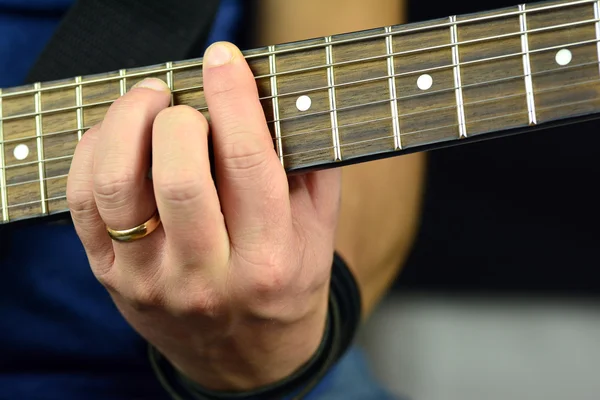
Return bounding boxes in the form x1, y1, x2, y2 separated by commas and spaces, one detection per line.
26, 0, 222, 83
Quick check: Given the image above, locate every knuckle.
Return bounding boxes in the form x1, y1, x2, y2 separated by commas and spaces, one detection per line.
222, 137, 270, 174
156, 105, 208, 130
242, 254, 289, 297
250, 272, 286, 298
66, 187, 95, 215
112, 92, 145, 112
124, 280, 164, 312
79, 125, 100, 145
206, 79, 237, 98
168, 288, 222, 318
108, 93, 164, 127
155, 171, 203, 205
93, 170, 136, 204
90, 265, 117, 291
108, 95, 137, 117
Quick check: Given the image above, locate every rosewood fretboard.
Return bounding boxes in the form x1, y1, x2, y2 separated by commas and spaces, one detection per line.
1, 0, 599, 223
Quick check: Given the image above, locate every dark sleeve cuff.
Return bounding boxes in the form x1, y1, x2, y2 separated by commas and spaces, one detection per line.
149, 252, 362, 400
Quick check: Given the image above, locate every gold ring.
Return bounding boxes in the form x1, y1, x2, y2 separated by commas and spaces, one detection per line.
106, 212, 162, 242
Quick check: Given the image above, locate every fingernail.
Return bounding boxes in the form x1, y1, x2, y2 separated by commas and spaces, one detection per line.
133, 78, 170, 91
204, 42, 234, 67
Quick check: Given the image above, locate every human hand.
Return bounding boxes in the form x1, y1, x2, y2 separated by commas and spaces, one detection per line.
66, 42, 342, 391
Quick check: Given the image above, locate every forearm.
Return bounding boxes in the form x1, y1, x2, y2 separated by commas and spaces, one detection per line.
254, 0, 405, 42
335, 156, 426, 316
255, 0, 425, 317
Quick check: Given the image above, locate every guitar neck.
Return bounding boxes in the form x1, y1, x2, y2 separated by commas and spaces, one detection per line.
1, 0, 599, 224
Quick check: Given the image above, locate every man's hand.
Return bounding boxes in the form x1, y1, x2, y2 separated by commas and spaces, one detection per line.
66, 42, 342, 391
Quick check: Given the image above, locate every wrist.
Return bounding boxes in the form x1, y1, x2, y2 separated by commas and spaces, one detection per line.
168, 288, 330, 392
151, 252, 362, 400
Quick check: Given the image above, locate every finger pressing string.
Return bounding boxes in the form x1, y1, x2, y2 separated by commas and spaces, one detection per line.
203, 42, 292, 249
92, 78, 171, 267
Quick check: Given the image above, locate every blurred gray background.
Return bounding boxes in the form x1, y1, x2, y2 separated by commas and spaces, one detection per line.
359, 293, 600, 400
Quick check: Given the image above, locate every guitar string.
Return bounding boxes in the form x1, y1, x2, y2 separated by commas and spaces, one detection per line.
0, 55, 599, 171
0, 2, 598, 208
275, 74, 600, 141
280, 97, 595, 160
0, 59, 598, 172
0, 37, 597, 147
268, 54, 600, 129
0, 1, 596, 100
4, 93, 598, 212
3, 84, 598, 189
1, 32, 597, 127
0, 92, 538, 188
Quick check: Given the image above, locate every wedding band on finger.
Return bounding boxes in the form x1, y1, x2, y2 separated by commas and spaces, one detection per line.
106, 211, 162, 243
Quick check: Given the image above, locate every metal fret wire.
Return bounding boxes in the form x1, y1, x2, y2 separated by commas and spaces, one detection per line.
274, 74, 600, 140
166, 61, 174, 106
450, 16, 467, 138
1, 52, 598, 166
1, 0, 599, 213
0, 0, 597, 101
385, 26, 402, 150
269, 45, 285, 166
2, 34, 598, 144
3, 71, 599, 175
277, 96, 599, 160
3, 92, 595, 198
520, 4, 538, 125
75, 76, 83, 141
1, 5, 599, 198
119, 69, 127, 96
266, 39, 600, 126
7, 92, 600, 211
595, 1, 600, 75
34, 82, 47, 215
1, 18, 598, 121
1, 19, 599, 124
325, 36, 342, 161
170, 17, 600, 97
0, 88, 7, 221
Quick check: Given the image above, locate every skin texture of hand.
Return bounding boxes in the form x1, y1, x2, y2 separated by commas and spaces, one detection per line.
66, 42, 342, 391
256, 0, 424, 317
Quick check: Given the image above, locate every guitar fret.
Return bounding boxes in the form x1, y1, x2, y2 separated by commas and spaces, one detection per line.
119, 69, 127, 96
268, 45, 284, 166
594, 0, 600, 76
450, 16, 467, 138
3, 0, 600, 226
385, 26, 402, 150
0, 89, 7, 222
325, 36, 342, 161
75, 76, 83, 141
166, 61, 174, 106
34, 82, 47, 215
519, 4, 538, 125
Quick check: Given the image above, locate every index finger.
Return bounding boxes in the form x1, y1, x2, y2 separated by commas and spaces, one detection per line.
203, 42, 292, 248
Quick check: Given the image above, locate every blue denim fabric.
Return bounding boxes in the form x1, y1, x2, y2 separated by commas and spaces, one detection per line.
304, 347, 399, 400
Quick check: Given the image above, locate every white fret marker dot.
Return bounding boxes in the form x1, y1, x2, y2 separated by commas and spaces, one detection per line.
417, 74, 433, 91
296, 95, 312, 112
13, 144, 29, 161
555, 49, 572, 66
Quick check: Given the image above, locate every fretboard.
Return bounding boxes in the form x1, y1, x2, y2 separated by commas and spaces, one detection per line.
1, 0, 599, 224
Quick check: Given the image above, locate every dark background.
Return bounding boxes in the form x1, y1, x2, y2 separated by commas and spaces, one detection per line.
395, 0, 600, 295
243, 0, 600, 295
